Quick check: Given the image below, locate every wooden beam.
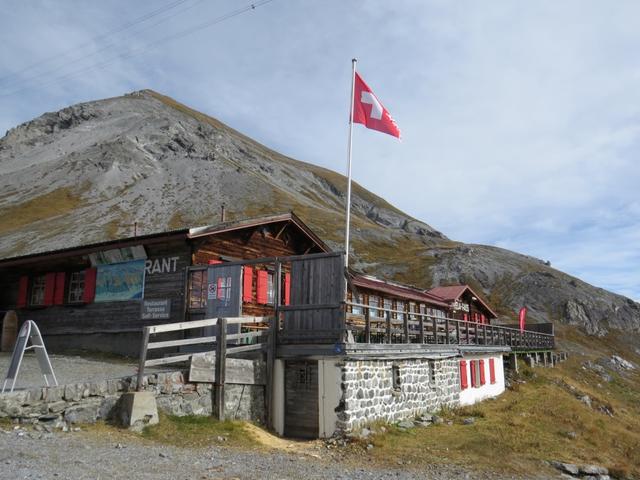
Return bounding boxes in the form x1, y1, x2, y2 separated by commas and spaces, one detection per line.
147, 336, 217, 350
136, 327, 150, 391
148, 318, 218, 334
214, 317, 227, 421
274, 222, 288, 240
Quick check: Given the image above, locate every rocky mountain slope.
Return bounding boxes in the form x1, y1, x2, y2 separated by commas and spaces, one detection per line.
1, 90, 638, 335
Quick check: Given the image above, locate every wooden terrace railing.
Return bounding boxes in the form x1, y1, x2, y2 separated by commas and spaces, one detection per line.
345, 302, 554, 351
136, 316, 275, 419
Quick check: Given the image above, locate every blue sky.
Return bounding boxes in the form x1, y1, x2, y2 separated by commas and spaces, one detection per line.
1, 1, 639, 299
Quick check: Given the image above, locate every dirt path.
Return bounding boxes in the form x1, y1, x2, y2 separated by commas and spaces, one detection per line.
0, 424, 553, 480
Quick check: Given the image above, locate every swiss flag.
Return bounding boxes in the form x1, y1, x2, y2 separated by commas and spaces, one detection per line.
353, 72, 401, 139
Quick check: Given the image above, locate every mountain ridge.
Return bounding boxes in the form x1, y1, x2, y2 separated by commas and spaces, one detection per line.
1, 89, 638, 335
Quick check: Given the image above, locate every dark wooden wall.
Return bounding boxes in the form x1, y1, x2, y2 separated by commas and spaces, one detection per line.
0, 240, 191, 351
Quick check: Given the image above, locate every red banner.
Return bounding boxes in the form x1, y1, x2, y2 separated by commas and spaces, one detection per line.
519, 307, 527, 332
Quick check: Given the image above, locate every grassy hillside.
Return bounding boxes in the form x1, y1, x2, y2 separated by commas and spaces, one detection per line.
357, 327, 640, 477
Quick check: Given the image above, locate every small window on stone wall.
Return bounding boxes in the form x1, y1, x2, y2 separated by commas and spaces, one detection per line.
392, 364, 401, 392
428, 360, 436, 384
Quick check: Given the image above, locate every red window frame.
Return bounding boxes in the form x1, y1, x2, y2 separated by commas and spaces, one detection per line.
479, 359, 486, 385
489, 358, 496, 384
242, 266, 254, 302
17, 276, 29, 308
256, 270, 268, 305
459, 360, 468, 390
470, 360, 478, 388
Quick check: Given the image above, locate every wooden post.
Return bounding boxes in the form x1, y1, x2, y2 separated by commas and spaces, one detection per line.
403, 310, 409, 344
445, 318, 450, 345
136, 327, 150, 392
265, 315, 277, 429
455, 321, 460, 345
483, 324, 487, 345
265, 261, 281, 428
474, 322, 478, 345
364, 308, 371, 344
418, 314, 425, 344
432, 316, 437, 344
214, 317, 227, 420
465, 322, 470, 344
386, 311, 392, 344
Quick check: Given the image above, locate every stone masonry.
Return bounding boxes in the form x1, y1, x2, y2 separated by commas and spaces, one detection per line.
336, 357, 460, 432
0, 370, 265, 428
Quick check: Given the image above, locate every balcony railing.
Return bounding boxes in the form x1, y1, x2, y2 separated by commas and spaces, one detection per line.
345, 301, 554, 351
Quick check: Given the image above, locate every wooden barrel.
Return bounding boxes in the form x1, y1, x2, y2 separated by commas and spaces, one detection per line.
1, 310, 18, 352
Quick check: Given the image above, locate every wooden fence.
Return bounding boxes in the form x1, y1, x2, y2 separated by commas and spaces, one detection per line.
346, 302, 554, 351
136, 316, 275, 419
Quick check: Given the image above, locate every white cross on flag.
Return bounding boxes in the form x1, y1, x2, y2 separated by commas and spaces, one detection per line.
352, 72, 401, 139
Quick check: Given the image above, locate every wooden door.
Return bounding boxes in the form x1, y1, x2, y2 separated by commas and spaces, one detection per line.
284, 360, 319, 438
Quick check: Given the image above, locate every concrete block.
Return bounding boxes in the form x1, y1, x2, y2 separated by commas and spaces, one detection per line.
116, 392, 159, 431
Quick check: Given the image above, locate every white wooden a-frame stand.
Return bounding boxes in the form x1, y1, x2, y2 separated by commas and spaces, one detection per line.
2, 320, 58, 393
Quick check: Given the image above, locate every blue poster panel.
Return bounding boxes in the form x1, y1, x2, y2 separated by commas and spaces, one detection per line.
95, 259, 146, 302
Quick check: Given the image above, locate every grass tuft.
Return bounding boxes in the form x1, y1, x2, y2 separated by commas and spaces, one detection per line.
140, 413, 257, 449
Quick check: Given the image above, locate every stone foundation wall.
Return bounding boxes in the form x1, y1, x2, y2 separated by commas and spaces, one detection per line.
336, 357, 460, 432
0, 369, 265, 427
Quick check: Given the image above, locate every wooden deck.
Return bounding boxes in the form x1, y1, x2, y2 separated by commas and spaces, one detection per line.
343, 304, 554, 352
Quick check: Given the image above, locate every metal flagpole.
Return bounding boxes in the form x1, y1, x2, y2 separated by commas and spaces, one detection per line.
344, 58, 357, 270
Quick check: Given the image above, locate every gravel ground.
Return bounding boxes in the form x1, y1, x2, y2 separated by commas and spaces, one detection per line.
0, 353, 173, 390
0, 425, 557, 480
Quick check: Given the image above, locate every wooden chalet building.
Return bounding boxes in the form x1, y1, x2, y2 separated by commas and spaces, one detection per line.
0, 212, 554, 438
0, 213, 326, 355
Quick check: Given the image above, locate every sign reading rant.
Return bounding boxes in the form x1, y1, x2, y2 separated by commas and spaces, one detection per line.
145, 257, 180, 275
141, 299, 172, 320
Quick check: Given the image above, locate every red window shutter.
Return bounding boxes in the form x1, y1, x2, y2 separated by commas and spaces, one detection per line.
43, 272, 56, 306
217, 277, 224, 300
479, 359, 486, 385
17, 275, 29, 308
481, 314, 486, 324
463, 313, 468, 322
82, 268, 97, 303
53, 272, 66, 305
470, 360, 477, 388
208, 259, 222, 265
489, 358, 496, 384
459, 360, 468, 390
242, 266, 254, 302
256, 270, 268, 305
284, 273, 291, 306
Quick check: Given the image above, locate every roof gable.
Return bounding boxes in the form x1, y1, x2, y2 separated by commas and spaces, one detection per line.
427, 285, 498, 318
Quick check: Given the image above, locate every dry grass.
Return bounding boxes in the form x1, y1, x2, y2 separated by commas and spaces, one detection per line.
0, 187, 86, 236
359, 335, 640, 477
139, 413, 258, 449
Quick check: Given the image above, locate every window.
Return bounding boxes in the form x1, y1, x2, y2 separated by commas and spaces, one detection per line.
187, 270, 207, 309
383, 298, 392, 318
428, 360, 436, 383
30, 275, 46, 306
267, 271, 275, 304
470, 360, 478, 388
368, 294, 379, 318
67, 271, 85, 303
396, 300, 405, 321
489, 358, 496, 384
392, 364, 401, 392
408, 302, 416, 320
347, 291, 362, 314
